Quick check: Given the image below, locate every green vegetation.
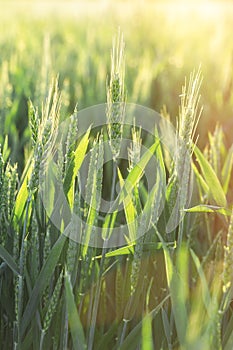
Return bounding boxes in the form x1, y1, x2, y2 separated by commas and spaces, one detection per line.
1, 2, 233, 349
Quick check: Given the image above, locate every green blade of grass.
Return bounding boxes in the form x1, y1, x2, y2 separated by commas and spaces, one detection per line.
142, 313, 153, 350
139, 164, 165, 236
95, 241, 175, 259
190, 249, 211, 311
184, 204, 231, 216
65, 273, 87, 350
117, 167, 137, 241
192, 161, 209, 196
222, 144, 233, 194
2, 135, 10, 161
102, 210, 118, 241
96, 244, 135, 258
163, 248, 188, 347
63, 126, 91, 208
82, 171, 97, 256
14, 164, 32, 221
118, 140, 159, 206
194, 145, 227, 207
21, 234, 66, 336
161, 308, 172, 348
0, 245, 20, 275
157, 229, 189, 348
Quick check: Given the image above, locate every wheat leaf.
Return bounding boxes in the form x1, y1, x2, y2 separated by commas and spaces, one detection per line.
0, 245, 20, 275
64, 126, 91, 208
14, 164, 32, 221
184, 204, 231, 216
222, 144, 233, 194
65, 273, 87, 350
118, 167, 137, 241
194, 145, 226, 207
21, 234, 66, 336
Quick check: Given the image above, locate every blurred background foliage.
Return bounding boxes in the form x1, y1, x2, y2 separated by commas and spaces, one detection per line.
0, 0, 233, 172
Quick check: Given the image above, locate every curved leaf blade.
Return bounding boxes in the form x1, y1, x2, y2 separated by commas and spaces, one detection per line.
194, 146, 226, 207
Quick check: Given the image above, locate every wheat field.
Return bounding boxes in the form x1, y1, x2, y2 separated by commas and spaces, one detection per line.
0, 1, 233, 349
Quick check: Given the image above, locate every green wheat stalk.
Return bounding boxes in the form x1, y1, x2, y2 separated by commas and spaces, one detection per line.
222, 208, 233, 294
